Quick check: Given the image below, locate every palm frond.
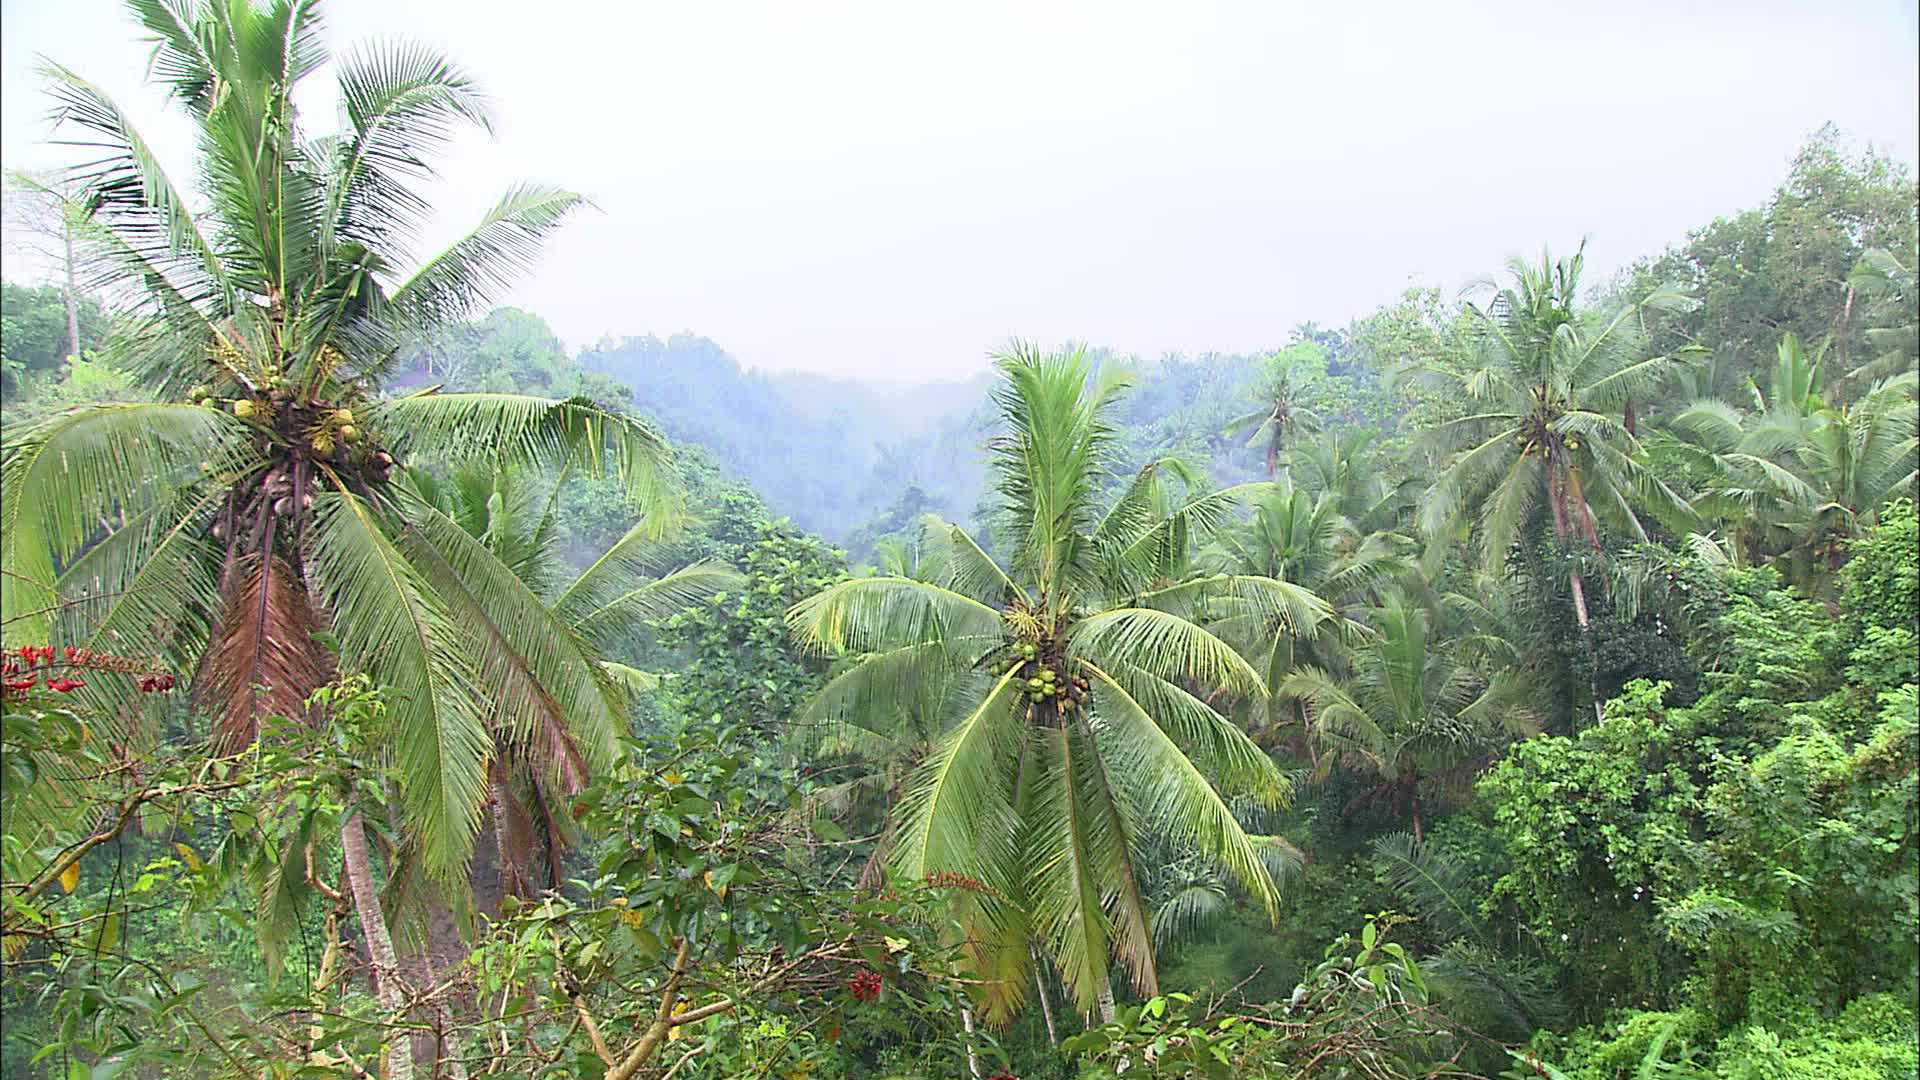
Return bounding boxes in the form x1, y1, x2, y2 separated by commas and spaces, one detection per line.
2, 403, 246, 641
889, 671, 1025, 886
370, 392, 675, 510
325, 38, 492, 254
1104, 662, 1289, 808
1024, 717, 1131, 1013
1085, 664, 1280, 922
1067, 607, 1265, 699
192, 554, 334, 751
787, 576, 1003, 655
919, 517, 1025, 606
398, 494, 626, 791
306, 488, 489, 881
1371, 831, 1486, 945
387, 184, 586, 330
1151, 881, 1230, 950
570, 560, 742, 644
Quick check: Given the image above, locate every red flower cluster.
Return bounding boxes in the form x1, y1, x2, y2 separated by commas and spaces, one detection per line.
925, 870, 997, 896
1, 645, 175, 701
848, 968, 884, 1003
988, 1072, 1021, 1080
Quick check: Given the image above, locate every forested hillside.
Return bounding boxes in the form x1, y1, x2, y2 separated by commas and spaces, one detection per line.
0, 4, 1915, 1079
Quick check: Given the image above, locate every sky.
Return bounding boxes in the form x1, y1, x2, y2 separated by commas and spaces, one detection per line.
2, 0, 1917, 382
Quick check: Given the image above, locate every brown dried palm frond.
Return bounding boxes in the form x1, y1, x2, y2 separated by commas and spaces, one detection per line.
193, 554, 333, 752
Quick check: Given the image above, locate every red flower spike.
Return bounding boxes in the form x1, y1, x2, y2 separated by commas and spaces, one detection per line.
64, 646, 78, 662
849, 969, 884, 1003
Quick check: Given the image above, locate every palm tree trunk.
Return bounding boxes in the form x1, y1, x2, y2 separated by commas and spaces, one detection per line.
342, 812, 416, 1080
61, 220, 80, 362
1097, 980, 1117, 1024
1030, 942, 1060, 1045
960, 1006, 983, 1079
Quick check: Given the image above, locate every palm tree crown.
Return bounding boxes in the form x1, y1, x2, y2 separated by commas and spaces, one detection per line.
1, 0, 675, 880
788, 345, 1327, 1020
1419, 245, 1694, 571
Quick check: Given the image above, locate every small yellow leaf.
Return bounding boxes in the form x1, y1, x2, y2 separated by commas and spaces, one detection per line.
620, 909, 647, 929
174, 842, 204, 872
883, 936, 909, 954
663, 771, 683, 786
58, 862, 79, 894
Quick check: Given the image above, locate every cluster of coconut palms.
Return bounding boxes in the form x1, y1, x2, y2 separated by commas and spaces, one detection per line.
4, 3, 1912, 1071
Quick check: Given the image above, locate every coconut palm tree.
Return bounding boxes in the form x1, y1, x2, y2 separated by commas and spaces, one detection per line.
1277, 592, 1537, 842
787, 345, 1326, 1021
1, 0, 674, 892
1416, 244, 1695, 634
1223, 343, 1328, 477
1660, 334, 1917, 582
1199, 479, 1409, 754
1290, 426, 1422, 535
396, 465, 738, 901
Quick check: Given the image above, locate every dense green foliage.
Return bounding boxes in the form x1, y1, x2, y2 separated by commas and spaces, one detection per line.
1, 4, 1915, 1077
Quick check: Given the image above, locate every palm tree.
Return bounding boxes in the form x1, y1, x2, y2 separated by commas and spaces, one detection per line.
788, 346, 1324, 1021
1290, 426, 1422, 535
1277, 592, 1537, 842
397, 465, 738, 901
792, 519, 967, 889
1846, 248, 1918, 388
1199, 479, 1408, 755
1223, 343, 1328, 477
1, 0, 674, 892
1662, 335, 1917, 581
1417, 245, 1694, 635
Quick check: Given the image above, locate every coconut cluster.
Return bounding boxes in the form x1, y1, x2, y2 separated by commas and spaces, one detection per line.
1000, 640, 1090, 722
1513, 395, 1581, 456
190, 349, 398, 543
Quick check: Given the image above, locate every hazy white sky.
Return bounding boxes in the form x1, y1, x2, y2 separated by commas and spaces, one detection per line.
3, 0, 1916, 380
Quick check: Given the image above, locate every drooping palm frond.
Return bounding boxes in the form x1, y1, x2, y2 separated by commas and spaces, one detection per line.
1151, 882, 1230, 951
889, 671, 1025, 887
569, 560, 743, 645
369, 392, 674, 509
550, 509, 696, 619
1024, 715, 1142, 1012
1371, 831, 1486, 945
2, 403, 248, 642
306, 489, 489, 881
52, 485, 227, 741
1085, 665, 1280, 922
193, 554, 334, 751
794, 640, 989, 748
1067, 607, 1265, 699
386, 184, 586, 333
787, 576, 1004, 655
1103, 662, 1289, 808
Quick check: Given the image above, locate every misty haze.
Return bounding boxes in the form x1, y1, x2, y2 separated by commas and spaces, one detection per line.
0, 1, 1915, 1078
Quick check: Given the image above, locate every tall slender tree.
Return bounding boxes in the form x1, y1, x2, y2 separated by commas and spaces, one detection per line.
788, 346, 1325, 1021
1, 0, 675, 891
1416, 245, 1694, 638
